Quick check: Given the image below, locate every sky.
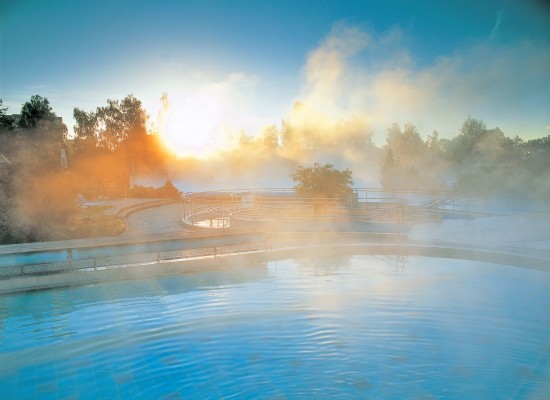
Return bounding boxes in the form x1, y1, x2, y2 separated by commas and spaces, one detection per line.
1, 0, 550, 151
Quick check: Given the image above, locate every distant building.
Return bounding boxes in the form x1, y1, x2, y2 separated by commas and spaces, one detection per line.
1, 114, 20, 129
1, 114, 64, 129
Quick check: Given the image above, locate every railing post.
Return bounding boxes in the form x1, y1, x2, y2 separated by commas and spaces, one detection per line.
67, 249, 73, 270
183, 197, 186, 222
402, 206, 405, 233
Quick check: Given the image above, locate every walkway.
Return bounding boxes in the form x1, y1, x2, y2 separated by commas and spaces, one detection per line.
121, 202, 194, 238
0, 198, 187, 255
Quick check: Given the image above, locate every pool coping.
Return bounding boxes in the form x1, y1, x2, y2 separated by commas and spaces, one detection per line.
1, 238, 547, 295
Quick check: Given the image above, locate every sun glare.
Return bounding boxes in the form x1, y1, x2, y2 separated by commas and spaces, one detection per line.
159, 93, 223, 158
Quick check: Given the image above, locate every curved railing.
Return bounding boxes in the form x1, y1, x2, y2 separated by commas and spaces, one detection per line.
181, 188, 449, 234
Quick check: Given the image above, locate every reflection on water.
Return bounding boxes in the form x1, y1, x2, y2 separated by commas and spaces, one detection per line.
0, 256, 549, 399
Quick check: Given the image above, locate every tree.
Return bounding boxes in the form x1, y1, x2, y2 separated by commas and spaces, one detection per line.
261, 125, 280, 152
291, 163, 353, 198
0, 99, 7, 122
158, 179, 181, 199
73, 107, 99, 153
73, 94, 149, 152
19, 95, 56, 128
17, 95, 67, 146
380, 122, 442, 189
380, 148, 399, 189
447, 117, 488, 163
12, 95, 68, 171
386, 122, 426, 161
459, 116, 486, 137
72, 94, 158, 197
0, 99, 11, 131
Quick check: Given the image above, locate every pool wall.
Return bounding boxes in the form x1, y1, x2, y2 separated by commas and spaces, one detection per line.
0, 230, 547, 294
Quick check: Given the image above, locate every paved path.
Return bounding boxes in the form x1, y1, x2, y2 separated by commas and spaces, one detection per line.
121, 202, 193, 238
0, 199, 189, 254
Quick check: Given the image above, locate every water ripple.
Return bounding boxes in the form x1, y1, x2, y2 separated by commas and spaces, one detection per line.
0, 256, 549, 399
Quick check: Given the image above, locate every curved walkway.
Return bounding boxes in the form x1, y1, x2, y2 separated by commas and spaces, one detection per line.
121, 202, 190, 237
0, 199, 186, 255
125, 201, 550, 263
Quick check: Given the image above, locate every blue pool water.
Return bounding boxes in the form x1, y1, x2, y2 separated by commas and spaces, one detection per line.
0, 255, 549, 399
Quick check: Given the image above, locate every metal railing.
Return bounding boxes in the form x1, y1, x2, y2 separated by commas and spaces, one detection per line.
0, 188, 460, 280
0, 232, 266, 278
182, 188, 420, 234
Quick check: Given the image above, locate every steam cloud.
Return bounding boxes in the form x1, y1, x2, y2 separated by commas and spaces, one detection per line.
291, 23, 550, 142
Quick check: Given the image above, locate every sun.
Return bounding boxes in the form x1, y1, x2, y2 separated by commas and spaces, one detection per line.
159, 92, 223, 158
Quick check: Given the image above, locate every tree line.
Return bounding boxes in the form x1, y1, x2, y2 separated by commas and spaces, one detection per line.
379, 118, 550, 199
232, 114, 550, 201
0, 95, 170, 243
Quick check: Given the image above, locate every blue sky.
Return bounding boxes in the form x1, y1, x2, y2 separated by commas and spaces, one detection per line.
1, 0, 549, 146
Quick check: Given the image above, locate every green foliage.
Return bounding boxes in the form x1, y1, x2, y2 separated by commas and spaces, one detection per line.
73, 107, 99, 153
237, 126, 281, 154
4, 89, 550, 244
380, 149, 401, 189
380, 122, 446, 190
72, 94, 167, 199
291, 163, 353, 198
460, 117, 486, 137
19, 95, 56, 128
73, 94, 149, 152
378, 117, 550, 194
0, 95, 75, 243
129, 179, 181, 199
159, 179, 182, 199
16, 95, 68, 148
0, 99, 11, 129
0, 99, 6, 118
261, 125, 280, 152
386, 122, 426, 157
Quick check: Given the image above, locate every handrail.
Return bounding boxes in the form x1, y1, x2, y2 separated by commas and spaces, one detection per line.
183, 189, 411, 235
0, 231, 267, 278
184, 187, 458, 199
182, 187, 463, 237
